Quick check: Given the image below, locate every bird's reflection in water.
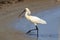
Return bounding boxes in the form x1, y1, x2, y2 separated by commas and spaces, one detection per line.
27, 33, 59, 40
26, 32, 39, 40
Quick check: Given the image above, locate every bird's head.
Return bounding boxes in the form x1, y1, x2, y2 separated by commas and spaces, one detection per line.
18, 8, 31, 18
25, 8, 31, 13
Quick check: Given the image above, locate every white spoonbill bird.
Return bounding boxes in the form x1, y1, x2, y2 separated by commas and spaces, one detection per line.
18, 8, 47, 37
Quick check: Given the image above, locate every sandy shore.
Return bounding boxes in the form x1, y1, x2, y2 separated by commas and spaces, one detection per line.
0, 0, 59, 19
0, 0, 59, 12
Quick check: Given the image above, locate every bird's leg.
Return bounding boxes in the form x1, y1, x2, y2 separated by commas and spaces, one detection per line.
26, 25, 39, 36
26, 29, 36, 34
35, 25, 39, 38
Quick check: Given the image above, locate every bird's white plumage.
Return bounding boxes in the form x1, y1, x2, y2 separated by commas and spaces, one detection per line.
28, 16, 47, 24
24, 8, 47, 25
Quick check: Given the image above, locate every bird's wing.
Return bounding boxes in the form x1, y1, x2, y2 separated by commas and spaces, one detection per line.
29, 16, 47, 24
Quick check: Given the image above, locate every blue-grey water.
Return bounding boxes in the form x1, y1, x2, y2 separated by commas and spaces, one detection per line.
11, 6, 60, 40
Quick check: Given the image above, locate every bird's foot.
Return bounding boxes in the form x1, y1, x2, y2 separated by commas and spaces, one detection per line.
26, 30, 31, 34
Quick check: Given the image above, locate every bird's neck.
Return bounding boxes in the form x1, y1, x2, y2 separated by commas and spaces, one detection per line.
25, 12, 31, 19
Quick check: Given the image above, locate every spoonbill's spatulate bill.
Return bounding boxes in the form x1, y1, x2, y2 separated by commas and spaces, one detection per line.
18, 8, 47, 37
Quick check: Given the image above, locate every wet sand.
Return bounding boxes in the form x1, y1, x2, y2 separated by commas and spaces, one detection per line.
0, 31, 36, 40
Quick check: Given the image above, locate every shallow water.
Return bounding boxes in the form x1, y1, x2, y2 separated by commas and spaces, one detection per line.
11, 6, 60, 40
